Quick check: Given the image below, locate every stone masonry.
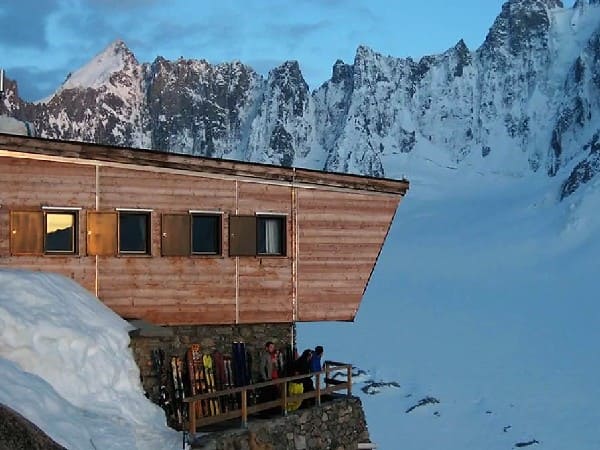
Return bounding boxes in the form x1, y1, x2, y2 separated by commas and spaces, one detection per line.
128, 322, 293, 403
193, 396, 371, 450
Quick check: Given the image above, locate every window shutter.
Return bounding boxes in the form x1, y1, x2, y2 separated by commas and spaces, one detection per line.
10, 211, 43, 255
229, 215, 256, 256
87, 212, 117, 256
161, 214, 190, 256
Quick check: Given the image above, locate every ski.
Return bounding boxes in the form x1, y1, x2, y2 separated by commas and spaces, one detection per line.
223, 355, 237, 410
212, 350, 228, 412
170, 356, 184, 427
187, 344, 208, 417
203, 353, 220, 415
151, 348, 175, 425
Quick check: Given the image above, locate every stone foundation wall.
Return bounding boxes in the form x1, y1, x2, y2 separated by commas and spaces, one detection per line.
128, 322, 293, 402
195, 396, 371, 450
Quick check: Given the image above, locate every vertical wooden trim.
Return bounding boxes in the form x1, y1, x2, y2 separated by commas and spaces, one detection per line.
235, 179, 239, 325
95, 165, 99, 297
291, 184, 298, 323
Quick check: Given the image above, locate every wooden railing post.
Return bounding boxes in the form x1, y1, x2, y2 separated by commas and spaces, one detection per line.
347, 365, 352, 397
189, 400, 196, 436
316, 372, 321, 406
282, 380, 288, 416
241, 389, 248, 428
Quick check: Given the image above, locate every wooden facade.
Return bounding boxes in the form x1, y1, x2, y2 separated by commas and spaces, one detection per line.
0, 133, 408, 325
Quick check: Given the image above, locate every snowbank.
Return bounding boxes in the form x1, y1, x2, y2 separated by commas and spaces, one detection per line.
0, 269, 180, 450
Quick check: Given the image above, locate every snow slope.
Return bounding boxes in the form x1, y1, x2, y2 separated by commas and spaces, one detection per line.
0, 270, 180, 450
299, 163, 600, 450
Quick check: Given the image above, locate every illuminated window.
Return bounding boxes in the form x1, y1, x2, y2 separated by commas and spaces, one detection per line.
45, 211, 77, 254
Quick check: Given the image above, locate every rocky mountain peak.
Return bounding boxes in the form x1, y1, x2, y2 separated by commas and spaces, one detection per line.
4, 0, 600, 198
331, 59, 353, 85
480, 0, 561, 58
573, 0, 600, 7
267, 61, 309, 117
269, 61, 307, 89
58, 39, 139, 93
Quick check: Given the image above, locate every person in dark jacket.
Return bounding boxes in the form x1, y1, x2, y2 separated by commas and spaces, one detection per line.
294, 349, 314, 393
310, 345, 324, 373
292, 349, 314, 407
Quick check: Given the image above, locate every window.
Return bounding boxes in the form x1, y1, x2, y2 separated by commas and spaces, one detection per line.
161, 212, 222, 256
257, 215, 286, 256
10, 209, 79, 256
229, 214, 287, 257
192, 214, 221, 255
119, 212, 150, 254
45, 211, 77, 254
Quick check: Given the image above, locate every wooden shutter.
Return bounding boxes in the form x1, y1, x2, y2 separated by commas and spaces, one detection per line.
161, 214, 190, 256
229, 215, 256, 256
87, 212, 117, 256
10, 211, 43, 255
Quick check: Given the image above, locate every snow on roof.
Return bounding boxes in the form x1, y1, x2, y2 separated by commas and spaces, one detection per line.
0, 269, 180, 450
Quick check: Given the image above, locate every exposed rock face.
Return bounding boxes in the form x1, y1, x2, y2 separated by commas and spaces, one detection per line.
561, 133, 600, 199
0, 404, 66, 450
2, 2, 600, 197
146, 56, 263, 159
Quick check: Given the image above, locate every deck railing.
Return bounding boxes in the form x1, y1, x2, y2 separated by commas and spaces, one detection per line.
183, 361, 353, 436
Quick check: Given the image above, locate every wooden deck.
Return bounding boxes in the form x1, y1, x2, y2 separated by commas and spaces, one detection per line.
183, 361, 354, 437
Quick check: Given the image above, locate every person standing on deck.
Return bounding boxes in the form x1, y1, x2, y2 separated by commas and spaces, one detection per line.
260, 341, 280, 381
310, 345, 324, 373
259, 341, 280, 403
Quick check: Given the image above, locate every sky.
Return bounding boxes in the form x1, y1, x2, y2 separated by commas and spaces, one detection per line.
0, 0, 514, 102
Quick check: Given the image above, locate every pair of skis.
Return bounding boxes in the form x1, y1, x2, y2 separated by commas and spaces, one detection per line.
151, 349, 175, 424
170, 355, 186, 426
185, 345, 223, 417
151, 349, 186, 428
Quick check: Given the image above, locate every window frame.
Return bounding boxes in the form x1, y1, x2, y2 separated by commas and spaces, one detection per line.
190, 212, 222, 256
43, 208, 79, 255
117, 209, 152, 256
256, 213, 287, 257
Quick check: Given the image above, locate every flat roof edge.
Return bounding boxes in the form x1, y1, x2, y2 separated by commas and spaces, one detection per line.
0, 132, 409, 195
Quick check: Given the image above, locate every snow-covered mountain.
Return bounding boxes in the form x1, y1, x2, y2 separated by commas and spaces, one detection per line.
0, 0, 600, 197
1, 0, 599, 198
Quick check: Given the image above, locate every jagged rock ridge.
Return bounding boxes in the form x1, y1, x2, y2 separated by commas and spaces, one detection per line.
1, 0, 600, 197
